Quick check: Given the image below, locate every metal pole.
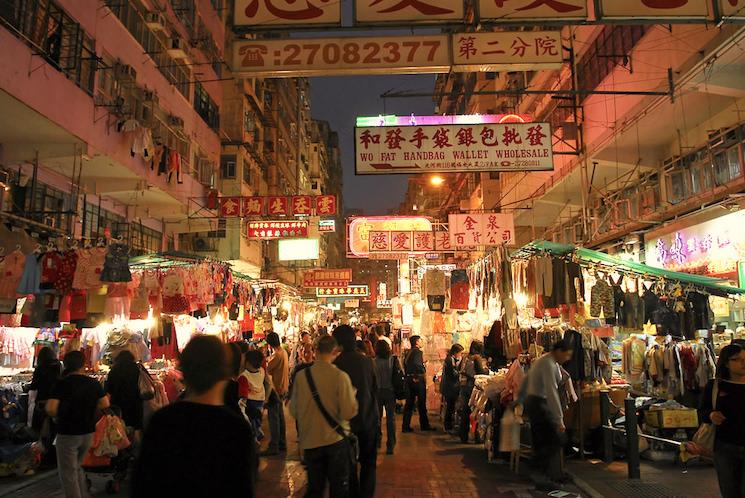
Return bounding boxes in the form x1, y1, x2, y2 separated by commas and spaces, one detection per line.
600, 391, 613, 463
624, 398, 641, 479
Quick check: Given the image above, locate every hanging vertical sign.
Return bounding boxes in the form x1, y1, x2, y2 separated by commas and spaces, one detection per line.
597, 0, 710, 19
478, 0, 587, 22
449, 213, 515, 247
233, 0, 342, 27
355, 0, 464, 24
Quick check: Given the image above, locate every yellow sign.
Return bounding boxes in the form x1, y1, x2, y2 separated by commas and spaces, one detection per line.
347, 216, 433, 258
478, 0, 587, 21
598, 0, 710, 18
233, 0, 341, 27
232, 35, 450, 78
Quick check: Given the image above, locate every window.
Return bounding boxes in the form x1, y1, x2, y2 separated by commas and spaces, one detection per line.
0, 0, 97, 94
221, 155, 236, 179
195, 82, 220, 130
667, 170, 687, 204
82, 201, 125, 239
130, 223, 162, 255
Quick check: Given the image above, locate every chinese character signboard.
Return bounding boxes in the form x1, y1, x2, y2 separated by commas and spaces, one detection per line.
452, 32, 563, 71
368, 230, 449, 258
644, 210, 745, 276
449, 213, 515, 247
232, 35, 450, 78
317, 285, 370, 297
218, 195, 337, 217
248, 221, 309, 239
478, 0, 586, 21
234, 0, 341, 27
348, 216, 433, 258
355, 122, 553, 174
598, 0, 710, 19
220, 197, 242, 217
355, 0, 464, 24
304, 269, 353, 288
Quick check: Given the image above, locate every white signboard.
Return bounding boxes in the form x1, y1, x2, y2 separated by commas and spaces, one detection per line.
449, 213, 515, 247
598, 0, 710, 18
355, 122, 553, 174
232, 35, 450, 78
233, 0, 341, 27
478, 0, 587, 21
355, 0, 464, 23
452, 31, 563, 71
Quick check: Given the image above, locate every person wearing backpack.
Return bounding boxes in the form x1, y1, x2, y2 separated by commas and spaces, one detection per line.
458, 340, 489, 443
373, 340, 405, 454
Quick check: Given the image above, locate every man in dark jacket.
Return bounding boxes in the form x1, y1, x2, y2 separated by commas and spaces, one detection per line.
332, 325, 379, 498
402, 335, 434, 432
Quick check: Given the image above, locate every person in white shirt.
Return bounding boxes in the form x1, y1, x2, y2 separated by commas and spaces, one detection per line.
239, 350, 272, 442
519, 339, 574, 488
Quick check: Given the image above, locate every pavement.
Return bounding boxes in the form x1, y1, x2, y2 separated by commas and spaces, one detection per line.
0, 407, 589, 498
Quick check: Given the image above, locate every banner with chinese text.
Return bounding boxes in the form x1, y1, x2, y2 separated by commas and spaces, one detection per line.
317, 285, 370, 297
233, 0, 341, 27
355, 0, 464, 24
452, 32, 563, 71
247, 221, 308, 239
219, 195, 337, 217
478, 0, 587, 21
449, 213, 515, 247
355, 122, 553, 174
598, 0, 710, 19
304, 269, 353, 288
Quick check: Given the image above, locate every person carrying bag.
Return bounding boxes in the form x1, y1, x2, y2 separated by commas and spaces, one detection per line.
305, 369, 359, 463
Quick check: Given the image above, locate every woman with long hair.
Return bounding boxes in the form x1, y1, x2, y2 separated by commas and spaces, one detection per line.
441, 343, 464, 434
700, 343, 745, 498
459, 340, 489, 443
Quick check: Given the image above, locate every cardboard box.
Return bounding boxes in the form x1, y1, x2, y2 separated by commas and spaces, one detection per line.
646, 408, 698, 429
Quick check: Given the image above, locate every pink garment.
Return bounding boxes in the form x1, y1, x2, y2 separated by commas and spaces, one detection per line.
0, 251, 26, 299
501, 360, 525, 405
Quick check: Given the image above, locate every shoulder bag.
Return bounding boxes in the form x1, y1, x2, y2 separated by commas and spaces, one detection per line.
692, 380, 718, 457
304, 368, 359, 462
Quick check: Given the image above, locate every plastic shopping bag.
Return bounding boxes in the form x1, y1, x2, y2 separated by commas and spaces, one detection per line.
499, 408, 521, 453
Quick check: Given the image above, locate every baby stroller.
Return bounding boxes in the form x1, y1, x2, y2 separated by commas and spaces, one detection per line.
82, 407, 133, 494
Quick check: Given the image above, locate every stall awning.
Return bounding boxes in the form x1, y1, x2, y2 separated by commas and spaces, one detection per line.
128, 251, 215, 269
515, 240, 745, 296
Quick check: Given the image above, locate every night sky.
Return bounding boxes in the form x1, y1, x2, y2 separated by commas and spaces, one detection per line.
310, 74, 435, 215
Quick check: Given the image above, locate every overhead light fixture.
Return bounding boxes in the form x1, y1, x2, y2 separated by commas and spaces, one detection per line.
430, 175, 445, 187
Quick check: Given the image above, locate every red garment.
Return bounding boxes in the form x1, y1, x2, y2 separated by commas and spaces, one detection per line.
69, 291, 88, 320
56, 250, 78, 294
237, 376, 250, 399
151, 336, 178, 361
679, 345, 698, 391
40, 252, 62, 288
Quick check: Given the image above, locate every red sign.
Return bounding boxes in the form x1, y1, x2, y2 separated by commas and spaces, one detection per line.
247, 220, 308, 239
243, 196, 264, 216
292, 195, 313, 215
220, 197, 242, 217
315, 195, 337, 215
218, 195, 337, 217
304, 268, 353, 288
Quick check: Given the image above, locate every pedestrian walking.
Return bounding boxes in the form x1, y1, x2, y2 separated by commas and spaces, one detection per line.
105, 351, 143, 440
459, 340, 489, 443
28, 346, 61, 467
519, 340, 574, 488
132, 335, 257, 498
402, 335, 434, 432
441, 343, 464, 433
290, 335, 358, 498
240, 349, 272, 442
373, 339, 404, 454
264, 331, 289, 456
333, 325, 379, 498
700, 343, 745, 498
46, 351, 110, 498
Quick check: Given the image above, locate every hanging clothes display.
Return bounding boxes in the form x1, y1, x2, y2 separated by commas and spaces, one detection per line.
450, 269, 470, 311
423, 269, 447, 311
100, 243, 132, 283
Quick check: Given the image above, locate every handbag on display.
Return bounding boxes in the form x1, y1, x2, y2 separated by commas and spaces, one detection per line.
691, 380, 718, 457
304, 368, 359, 462
137, 363, 156, 401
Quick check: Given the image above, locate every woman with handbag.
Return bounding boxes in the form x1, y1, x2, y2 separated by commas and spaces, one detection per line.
700, 343, 745, 498
441, 344, 464, 434
373, 340, 403, 455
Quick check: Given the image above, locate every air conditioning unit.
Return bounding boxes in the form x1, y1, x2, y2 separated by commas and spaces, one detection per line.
168, 114, 184, 128
145, 12, 166, 32
167, 37, 190, 60
114, 63, 137, 82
